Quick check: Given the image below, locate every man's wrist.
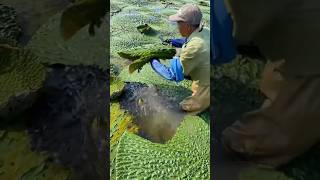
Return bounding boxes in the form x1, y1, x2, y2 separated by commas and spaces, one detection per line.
175, 49, 181, 57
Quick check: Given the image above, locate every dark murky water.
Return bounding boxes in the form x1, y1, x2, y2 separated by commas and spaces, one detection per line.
119, 82, 185, 143
26, 64, 108, 180
1, 2, 108, 178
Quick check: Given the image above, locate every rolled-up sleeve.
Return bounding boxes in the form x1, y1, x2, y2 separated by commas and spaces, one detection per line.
180, 38, 204, 75
224, 0, 293, 44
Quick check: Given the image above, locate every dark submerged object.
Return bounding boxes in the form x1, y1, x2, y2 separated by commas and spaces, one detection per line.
26, 64, 108, 180
61, 0, 108, 40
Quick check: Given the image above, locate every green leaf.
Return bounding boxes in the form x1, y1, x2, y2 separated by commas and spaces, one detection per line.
115, 115, 210, 179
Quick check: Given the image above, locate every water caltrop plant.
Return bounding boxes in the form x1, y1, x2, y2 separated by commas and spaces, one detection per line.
117, 44, 176, 73
110, 0, 211, 179
116, 116, 210, 179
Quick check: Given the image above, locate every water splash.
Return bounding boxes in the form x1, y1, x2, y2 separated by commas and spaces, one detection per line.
120, 83, 185, 143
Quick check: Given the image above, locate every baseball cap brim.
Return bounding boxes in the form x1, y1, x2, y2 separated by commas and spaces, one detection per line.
168, 14, 185, 22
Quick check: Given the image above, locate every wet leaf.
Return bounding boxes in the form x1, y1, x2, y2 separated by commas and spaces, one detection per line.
61, 0, 107, 40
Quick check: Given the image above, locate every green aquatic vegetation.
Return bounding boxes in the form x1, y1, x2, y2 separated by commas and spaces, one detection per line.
112, 11, 160, 29
110, 103, 138, 179
110, 5, 179, 55
111, 0, 211, 179
115, 115, 210, 179
154, 83, 192, 105
239, 168, 293, 180
111, 12, 146, 27
27, 12, 108, 69
211, 58, 265, 136
199, 1, 210, 7
111, 32, 154, 56
171, 0, 202, 7
136, 24, 157, 35
211, 58, 264, 107
212, 57, 264, 89
0, 4, 21, 41
110, 1, 183, 67
117, 44, 176, 73
0, 130, 70, 180
110, 103, 138, 147
202, 13, 211, 28
110, 63, 121, 77
158, 8, 178, 16
110, 3, 124, 16
110, 76, 125, 100
0, 48, 45, 108
0, 4, 20, 61
117, 44, 174, 60
119, 0, 149, 7
110, 11, 165, 39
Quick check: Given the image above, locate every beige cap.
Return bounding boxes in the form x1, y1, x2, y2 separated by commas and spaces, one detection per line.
169, 4, 202, 25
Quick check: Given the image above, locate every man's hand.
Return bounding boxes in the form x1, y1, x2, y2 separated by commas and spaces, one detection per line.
161, 38, 187, 48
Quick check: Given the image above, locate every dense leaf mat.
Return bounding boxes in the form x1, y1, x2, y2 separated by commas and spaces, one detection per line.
110, 0, 210, 179
27, 12, 108, 69
110, 103, 138, 179
239, 167, 293, 180
0, 130, 70, 179
110, 76, 125, 100
0, 49, 45, 109
110, 0, 210, 68
0, 4, 21, 42
117, 44, 175, 73
115, 116, 210, 179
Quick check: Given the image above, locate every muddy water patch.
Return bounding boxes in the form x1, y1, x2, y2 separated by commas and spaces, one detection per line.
119, 82, 185, 143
